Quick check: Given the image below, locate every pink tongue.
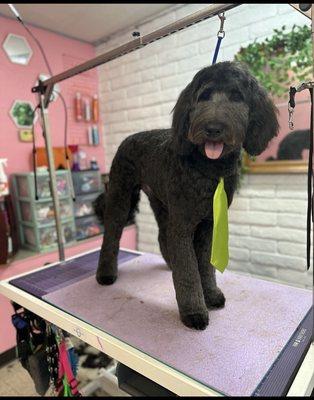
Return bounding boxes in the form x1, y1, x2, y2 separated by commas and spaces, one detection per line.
205, 141, 224, 159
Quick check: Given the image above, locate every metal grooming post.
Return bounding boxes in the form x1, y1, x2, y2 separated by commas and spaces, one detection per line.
38, 88, 65, 261
31, 3, 240, 262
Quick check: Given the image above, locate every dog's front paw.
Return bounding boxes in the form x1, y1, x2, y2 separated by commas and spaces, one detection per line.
181, 312, 209, 330
96, 274, 117, 286
205, 288, 225, 308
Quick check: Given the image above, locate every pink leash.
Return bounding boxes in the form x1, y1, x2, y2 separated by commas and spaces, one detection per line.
58, 341, 80, 396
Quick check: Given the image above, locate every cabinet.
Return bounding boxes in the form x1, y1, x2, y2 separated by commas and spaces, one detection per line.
71, 170, 104, 240
13, 171, 76, 252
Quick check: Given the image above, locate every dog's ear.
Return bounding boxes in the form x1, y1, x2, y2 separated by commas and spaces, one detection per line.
243, 77, 279, 156
171, 82, 195, 155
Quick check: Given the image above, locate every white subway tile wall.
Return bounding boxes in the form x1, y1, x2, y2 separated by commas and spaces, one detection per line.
96, 4, 312, 289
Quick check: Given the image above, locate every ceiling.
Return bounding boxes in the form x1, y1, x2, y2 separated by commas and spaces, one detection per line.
0, 4, 177, 44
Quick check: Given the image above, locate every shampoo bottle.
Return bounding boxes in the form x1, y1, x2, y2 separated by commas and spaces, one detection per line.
92, 125, 99, 146
84, 98, 91, 122
75, 92, 83, 121
87, 126, 93, 145
92, 94, 99, 123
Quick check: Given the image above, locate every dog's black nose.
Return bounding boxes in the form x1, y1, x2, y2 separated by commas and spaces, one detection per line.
205, 124, 224, 136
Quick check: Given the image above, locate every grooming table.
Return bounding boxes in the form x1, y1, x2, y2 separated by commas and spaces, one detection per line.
0, 248, 313, 397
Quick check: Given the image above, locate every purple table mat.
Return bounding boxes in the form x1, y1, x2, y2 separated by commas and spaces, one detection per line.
43, 253, 312, 396
10, 249, 139, 298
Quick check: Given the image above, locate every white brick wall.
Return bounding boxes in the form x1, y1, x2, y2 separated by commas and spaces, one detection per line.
96, 4, 312, 289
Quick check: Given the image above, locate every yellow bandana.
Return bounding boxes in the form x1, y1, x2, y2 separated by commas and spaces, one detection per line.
210, 177, 229, 273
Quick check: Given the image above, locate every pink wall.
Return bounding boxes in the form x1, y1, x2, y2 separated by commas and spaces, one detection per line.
0, 15, 113, 355
0, 15, 106, 177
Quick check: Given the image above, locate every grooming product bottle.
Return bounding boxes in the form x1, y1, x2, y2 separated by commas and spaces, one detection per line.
92, 94, 99, 123
78, 149, 88, 170
84, 98, 91, 122
87, 126, 93, 145
71, 148, 80, 171
90, 157, 99, 170
92, 125, 99, 146
75, 92, 83, 121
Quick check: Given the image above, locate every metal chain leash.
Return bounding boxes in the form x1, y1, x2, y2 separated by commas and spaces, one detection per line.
288, 81, 314, 130
288, 81, 314, 271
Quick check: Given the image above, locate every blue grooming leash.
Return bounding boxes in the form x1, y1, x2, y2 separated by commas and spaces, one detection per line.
212, 13, 226, 65
212, 36, 223, 65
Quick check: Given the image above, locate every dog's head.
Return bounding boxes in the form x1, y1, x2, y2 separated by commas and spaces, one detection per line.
172, 61, 279, 160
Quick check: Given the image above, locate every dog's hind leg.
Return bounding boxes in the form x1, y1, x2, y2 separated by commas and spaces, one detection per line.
194, 220, 225, 308
148, 195, 171, 267
96, 156, 140, 286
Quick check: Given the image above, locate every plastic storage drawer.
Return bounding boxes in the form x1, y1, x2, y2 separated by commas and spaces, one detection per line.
75, 215, 103, 241
14, 171, 70, 199
19, 198, 73, 224
71, 170, 102, 195
74, 192, 102, 218
20, 220, 76, 252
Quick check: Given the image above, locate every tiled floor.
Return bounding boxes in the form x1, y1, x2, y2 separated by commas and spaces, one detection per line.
0, 359, 39, 397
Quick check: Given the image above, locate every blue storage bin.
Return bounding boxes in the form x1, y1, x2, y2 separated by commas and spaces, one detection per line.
19, 197, 74, 224
71, 170, 102, 195
13, 171, 71, 200
20, 219, 76, 252
75, 214, 103, 241
73, 191, 102, 218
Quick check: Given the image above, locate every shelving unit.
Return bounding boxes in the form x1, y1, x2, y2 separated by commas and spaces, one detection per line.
71, 170, 104, 241
12, 171, 76, 252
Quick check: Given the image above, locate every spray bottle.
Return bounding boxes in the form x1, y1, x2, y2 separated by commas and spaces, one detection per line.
0, 159, 9, 197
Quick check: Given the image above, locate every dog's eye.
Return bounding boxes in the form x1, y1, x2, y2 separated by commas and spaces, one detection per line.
198, 88, 212, 102
230, 89, 244, 102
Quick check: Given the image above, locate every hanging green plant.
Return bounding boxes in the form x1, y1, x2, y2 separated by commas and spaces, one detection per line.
234, 24, 312, 99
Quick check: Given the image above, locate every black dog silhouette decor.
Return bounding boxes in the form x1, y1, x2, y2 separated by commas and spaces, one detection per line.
266, 129, 310, 161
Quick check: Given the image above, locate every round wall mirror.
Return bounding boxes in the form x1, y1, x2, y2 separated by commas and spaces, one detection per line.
3, 33, 33, 65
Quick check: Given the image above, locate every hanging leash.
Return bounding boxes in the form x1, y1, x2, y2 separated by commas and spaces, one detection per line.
210, 13, 229, 272
212, 13, 225, 65
53, 327, 81, 397
288, 82, 314, 270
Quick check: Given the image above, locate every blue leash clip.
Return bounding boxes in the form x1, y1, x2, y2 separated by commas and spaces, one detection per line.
212, 13, 226, 65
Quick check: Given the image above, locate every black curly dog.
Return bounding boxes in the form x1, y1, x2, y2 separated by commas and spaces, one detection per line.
94, 61, 279, 330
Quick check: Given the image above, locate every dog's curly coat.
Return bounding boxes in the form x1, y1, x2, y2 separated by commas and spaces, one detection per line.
95, 61, 279, 330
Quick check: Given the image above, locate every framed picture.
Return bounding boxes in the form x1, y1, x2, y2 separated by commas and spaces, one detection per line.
244, 90, 310, 174
235, 24, 312, 174
19, 129, 33, 142
9, 100, 38, 128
